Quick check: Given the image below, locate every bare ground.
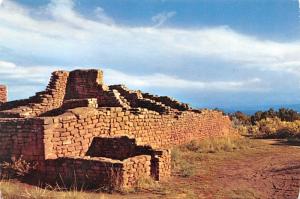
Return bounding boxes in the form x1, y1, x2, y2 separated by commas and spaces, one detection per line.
168, 139, 300, 199
142, 139, 300, 199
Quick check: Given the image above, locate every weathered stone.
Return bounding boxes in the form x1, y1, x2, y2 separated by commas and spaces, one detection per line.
0, 68, 237, 189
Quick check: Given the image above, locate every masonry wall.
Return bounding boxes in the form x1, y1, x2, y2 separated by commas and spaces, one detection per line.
43, 108, 234, 159
151, 149, 171, 181
43, 154, 167, 189
86, 136, 138, 160
0, 118, 44, 162
0, 71, 69, 118
0, 85, 7, 104
122, 155, 152, 187
44, 156, 125, 189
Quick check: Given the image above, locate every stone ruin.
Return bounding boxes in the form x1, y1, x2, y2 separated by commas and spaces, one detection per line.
0, 69, 235, 189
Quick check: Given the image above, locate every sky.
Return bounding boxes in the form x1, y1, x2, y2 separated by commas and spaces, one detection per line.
0, 0, 300, 111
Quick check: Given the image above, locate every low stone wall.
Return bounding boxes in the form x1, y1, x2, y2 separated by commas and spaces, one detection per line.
0, 85, 7, 104
43, 107, 233, 160
151, 149, 171, 181
123, 155, 151, 188
43, 155, 153, 189
44, 156, 125, 189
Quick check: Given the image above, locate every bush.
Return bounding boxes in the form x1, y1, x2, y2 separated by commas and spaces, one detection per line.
250, 108, 300, 124
250, 117, 300, 139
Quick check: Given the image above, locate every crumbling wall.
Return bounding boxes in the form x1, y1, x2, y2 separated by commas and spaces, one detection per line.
64, 70, 129, 108
64, 69, 104, 100
0, 85, 7, 104
142, 93, 190, 111
0, 71, 69, 118
109, 85, 171, 113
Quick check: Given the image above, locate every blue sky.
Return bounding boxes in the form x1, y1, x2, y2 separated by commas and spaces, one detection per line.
0, 0, 300, 110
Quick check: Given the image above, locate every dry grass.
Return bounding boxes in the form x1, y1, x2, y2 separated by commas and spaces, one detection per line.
171, 136, 256, 178
181, 136, 253, 153
221, 187, 262, 199
0, 180, 109, 199
0, 156, 37, 178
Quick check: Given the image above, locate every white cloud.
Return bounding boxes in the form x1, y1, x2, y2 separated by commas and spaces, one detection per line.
94, 7, 115, 25
152, 11, 176, 27
0, 60, 263, 92
0, 61, 61, 84
0, 0, 299, 75
0, 0, 299, 101
104, 68, 264, 91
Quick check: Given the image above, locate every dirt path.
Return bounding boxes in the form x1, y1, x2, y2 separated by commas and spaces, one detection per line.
195, 140, 300, 199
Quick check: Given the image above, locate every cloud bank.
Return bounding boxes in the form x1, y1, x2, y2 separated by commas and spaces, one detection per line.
0, 0, 299, 106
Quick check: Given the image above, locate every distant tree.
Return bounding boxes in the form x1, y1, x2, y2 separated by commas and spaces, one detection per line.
278, 108, 300, 122
250, 108, 300, 124
231, 111, 251, 125
251, 111, 263, 125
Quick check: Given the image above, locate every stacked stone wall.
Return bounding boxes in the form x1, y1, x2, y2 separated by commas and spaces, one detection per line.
0, 118, 44, 161
86, 136, 138, 160
122, 155, 151, 187
0, 71, 69, 118
43, 108, 233, 159
64, 70, 129, 108
151, 149, 171, 181
44, 156, 125, 189
142, 93, 190, 111
109, 85, 171, 113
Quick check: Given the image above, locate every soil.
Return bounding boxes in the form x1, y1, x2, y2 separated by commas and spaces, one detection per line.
190, 139, 300, 199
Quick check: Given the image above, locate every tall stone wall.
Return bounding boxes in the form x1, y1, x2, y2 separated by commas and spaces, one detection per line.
0, 118, 44, 161
0, 85, 7, 104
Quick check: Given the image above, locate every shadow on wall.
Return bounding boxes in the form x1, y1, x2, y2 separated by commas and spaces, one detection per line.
86, 136, 154, 160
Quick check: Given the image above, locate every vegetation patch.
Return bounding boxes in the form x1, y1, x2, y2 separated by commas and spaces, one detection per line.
171, 136, 255, 178
222, 187, 261, 199
249, 117, 300, 139
0, 156, 37, 179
